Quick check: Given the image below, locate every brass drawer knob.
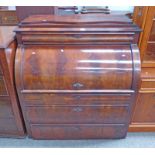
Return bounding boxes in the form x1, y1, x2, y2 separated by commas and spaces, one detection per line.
73, 95, 81, 99
73, 34, 81, 38
72, 82, 84, 89
72, 107, 83, 112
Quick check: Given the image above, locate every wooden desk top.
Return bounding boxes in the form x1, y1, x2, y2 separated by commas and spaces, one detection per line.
21, 14, 132, 24
0, 26, 16, 48
16, 14, 140, 33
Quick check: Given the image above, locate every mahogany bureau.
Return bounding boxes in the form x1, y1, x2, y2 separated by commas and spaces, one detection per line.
15, 14, 141, 139
0, 26, 25, 137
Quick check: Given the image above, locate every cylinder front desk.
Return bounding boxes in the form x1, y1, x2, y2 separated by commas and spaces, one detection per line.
15, 14, 141, 139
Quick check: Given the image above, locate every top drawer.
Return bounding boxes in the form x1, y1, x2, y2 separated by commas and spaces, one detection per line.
21, 33, 136, 45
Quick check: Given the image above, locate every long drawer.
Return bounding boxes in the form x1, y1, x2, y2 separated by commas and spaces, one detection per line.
0, 76, 8, 96
25, 105, 129, 124
30, 124, 127, 139
21, 33, 135, 44
23, 93, 132, 105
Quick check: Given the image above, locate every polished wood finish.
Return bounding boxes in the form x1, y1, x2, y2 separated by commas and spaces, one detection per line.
132, 93, 155, 122
129, 7, 155, 132
21, 45, 133, 90
15, 14, 140, 139
19, 14, 134, 24
31, 124, 127, 139
0, 26, 25, 137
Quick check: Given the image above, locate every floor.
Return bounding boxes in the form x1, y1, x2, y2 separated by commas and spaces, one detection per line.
0, 132, 155, 148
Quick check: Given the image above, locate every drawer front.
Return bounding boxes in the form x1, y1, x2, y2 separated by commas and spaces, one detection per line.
26, 105, 129, 124
23, 93, 131, 105
141, 80, 155, 89
22, 33, 134, 44
141, 68, 155, 79
0, 97, 13, 118
30, 124, 127, 139
0, 76, 8, 96
22, 45, 133, 90
132, 93, 155, 123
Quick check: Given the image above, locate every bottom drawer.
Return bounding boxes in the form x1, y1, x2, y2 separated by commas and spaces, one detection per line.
30, 124, 127, 139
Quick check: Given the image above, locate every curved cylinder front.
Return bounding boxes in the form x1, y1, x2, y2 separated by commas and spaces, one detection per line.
16, 45, 134, 91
